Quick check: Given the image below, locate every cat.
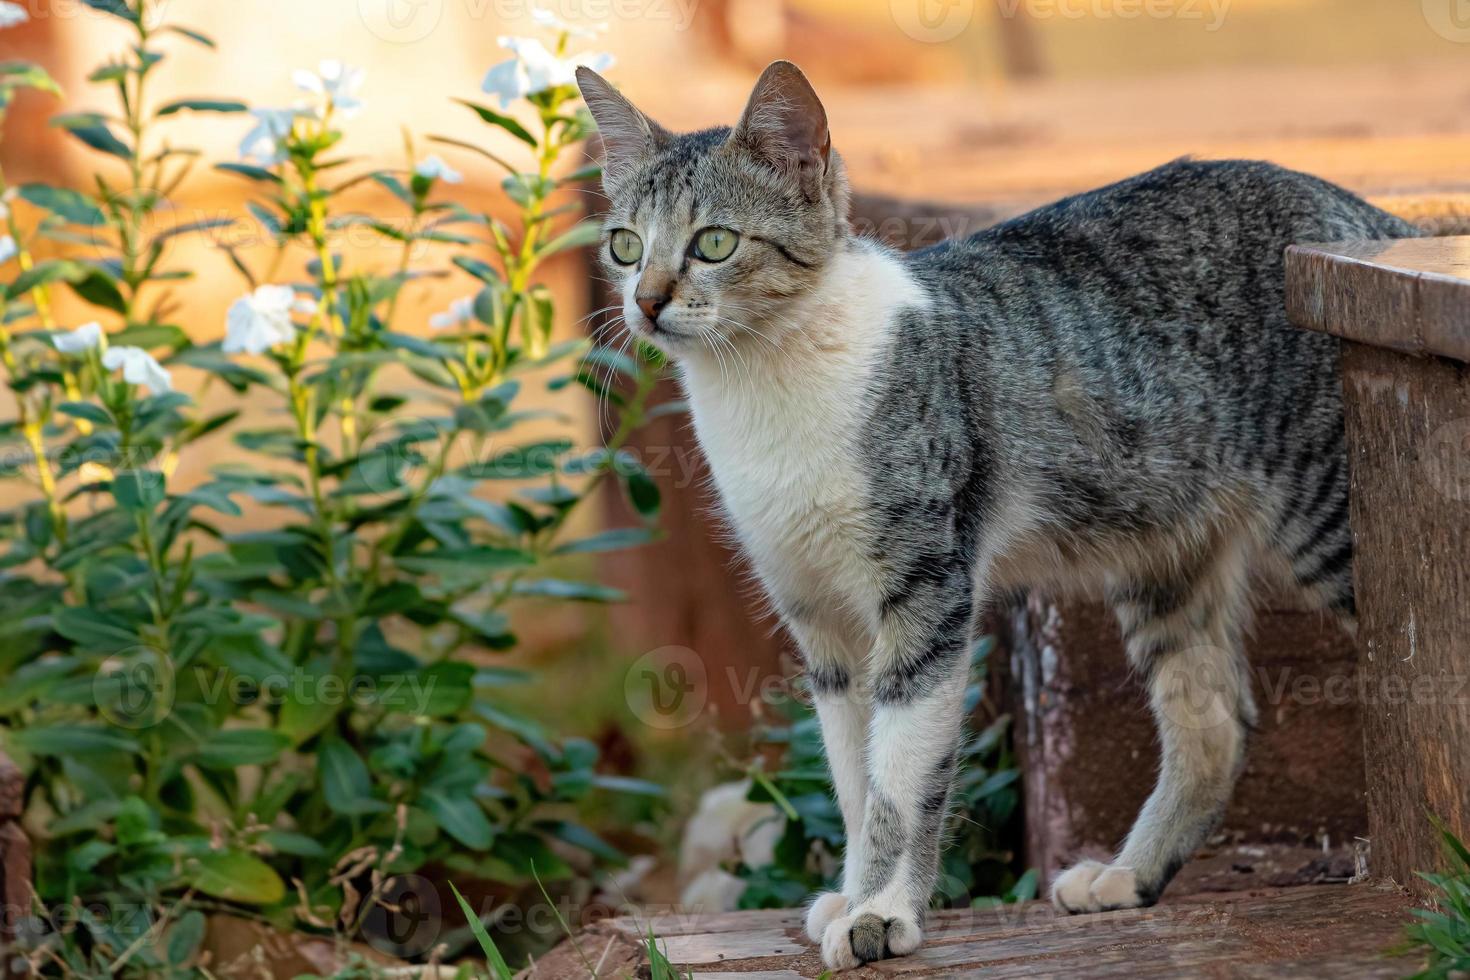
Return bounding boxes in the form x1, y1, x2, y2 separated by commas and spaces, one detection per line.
576, 60, 1417, 970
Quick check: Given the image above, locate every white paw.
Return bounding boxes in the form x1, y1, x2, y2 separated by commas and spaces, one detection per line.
819, 907, 922, 969
1050, 860, 1148, 914
805, 891, 848, 943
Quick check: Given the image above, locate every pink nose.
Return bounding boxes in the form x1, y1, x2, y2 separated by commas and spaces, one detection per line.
637, 293, 669, 323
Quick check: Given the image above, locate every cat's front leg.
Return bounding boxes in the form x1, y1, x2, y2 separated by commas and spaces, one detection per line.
820, 566, 977, 970
784, 617, 871, 943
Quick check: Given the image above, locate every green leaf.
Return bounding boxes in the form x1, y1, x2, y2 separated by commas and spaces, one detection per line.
452, 255, 503, 286
9, 724, 139, 755
456, 99, 536, 147
0, 657, 82, 712
540, 819, 625, 864
620, 458, 661, 518
54, 118, 134, 160
193, 729, 290, 769
459, 439, 572, 479
0, 61, 62, 97
156, 98, 247, 116
166, 910, 206, 967
185, 849, 286, 905
80, 0, 139, 21
258, 830, 326, 858
552, 527, 657, 555
215, 162, 282, 184
395, 546, 535, 577
511, 579, 625, 603
370, 172, 414, 207
53, 607, 139, 649
450, 882, 515, 980
69, 267, 128, 313
373, 661, 475, 717
536, 220, 602, 258
319, 738, 389, 816
163, 26, 216, 47
501, 172, 555, 207
57, 401, 113, 426
8, 259, 82, 299
423, 789, 495, 850
112, 468, 165, 512
17, 183, 107, 226
277, 661, 338, 745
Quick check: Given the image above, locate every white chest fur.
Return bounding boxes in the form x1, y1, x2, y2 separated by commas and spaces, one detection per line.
679, 242, 929, 622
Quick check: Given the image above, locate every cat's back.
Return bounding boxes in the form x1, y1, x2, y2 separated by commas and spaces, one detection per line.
912, 158, 1415, 322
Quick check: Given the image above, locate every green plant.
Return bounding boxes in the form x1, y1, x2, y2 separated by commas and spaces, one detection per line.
0, 2, 665, 974
736, 638, 1031, 910
1399, 815, 1470, 979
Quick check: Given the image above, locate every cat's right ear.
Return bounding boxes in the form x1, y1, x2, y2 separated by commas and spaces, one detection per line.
575, 68, 669, 185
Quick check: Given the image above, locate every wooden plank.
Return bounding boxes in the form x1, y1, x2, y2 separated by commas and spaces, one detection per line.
563, 884, 1413, 977
1339, 340, 1470, 895
1286, 237, 1470, 364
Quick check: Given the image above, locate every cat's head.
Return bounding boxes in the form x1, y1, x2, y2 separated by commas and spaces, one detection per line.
575, 61, 850, 356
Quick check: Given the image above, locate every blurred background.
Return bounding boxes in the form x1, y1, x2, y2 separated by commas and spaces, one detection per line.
1, 0, 1466, 921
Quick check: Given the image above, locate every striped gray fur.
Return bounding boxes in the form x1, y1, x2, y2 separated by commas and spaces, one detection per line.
577, 61, 1418, 970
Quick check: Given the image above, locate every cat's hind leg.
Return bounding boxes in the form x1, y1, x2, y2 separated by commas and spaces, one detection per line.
1052, 540, 1257, 913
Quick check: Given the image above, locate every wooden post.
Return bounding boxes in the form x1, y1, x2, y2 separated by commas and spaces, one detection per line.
1287, 237, 1470, 894
0, 751, 31, 961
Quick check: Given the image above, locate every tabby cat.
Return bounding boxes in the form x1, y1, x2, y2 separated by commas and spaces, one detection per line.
576, 61, 1415, 970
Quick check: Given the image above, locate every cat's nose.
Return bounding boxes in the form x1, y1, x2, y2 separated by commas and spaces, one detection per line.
636, 293, 670, 323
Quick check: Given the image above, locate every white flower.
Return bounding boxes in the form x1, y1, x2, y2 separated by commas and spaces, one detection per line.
293, 60, 366, 119
102, 346, 171, 394
0, 235, 15, 265
429, 296, 475, 331
481, 36, 614, 109
239, 108, 303, 166
54, 321, 103, 354
0, 2, 29, 28
530, 4, 607, 38
415, 155, 463, 185
225, 285, 315, 355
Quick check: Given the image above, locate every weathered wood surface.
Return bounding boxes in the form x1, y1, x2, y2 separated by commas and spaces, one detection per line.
0, 752, 30, 954
1339, 342, 1470, 895
538, 884, 1414, 978
1288, 239, 1470, 895
1286, 237, 1470, 363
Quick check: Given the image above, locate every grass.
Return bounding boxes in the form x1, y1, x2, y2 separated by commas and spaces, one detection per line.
1398, 815, 1470, 979
450, 873, 695, 980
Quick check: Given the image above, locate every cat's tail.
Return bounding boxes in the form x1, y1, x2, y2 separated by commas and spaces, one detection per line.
1372, 192, 1470, 236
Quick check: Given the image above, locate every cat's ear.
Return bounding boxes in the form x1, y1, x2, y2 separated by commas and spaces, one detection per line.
575, 67, 669, 184
732, 60, 831, 202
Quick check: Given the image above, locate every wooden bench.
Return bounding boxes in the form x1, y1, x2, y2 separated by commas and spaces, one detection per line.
1287, 236, 1470, 894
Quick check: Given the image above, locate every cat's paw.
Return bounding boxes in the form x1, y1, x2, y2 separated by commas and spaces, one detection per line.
1050, 860, 1150, 914
804, 891, 848, 942
819, 908, 922, 970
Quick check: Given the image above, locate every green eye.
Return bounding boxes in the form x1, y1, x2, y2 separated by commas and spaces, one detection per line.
692, 227, 739, 262
609, 229, 642, 265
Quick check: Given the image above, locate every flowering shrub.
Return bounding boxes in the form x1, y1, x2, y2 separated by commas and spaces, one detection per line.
0, 0, 663, 972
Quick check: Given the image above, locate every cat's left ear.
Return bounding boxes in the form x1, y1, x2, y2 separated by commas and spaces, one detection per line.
732, 60, 831, 202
